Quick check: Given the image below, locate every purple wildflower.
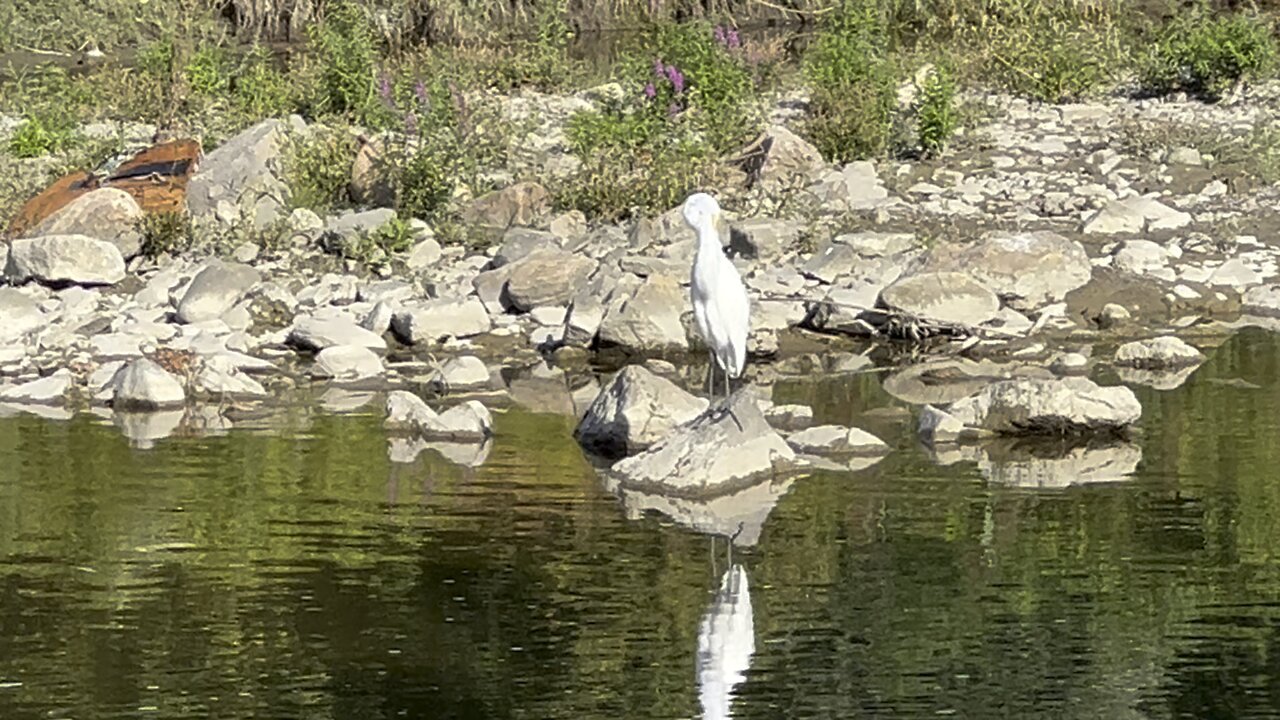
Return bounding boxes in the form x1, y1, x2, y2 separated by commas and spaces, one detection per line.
714, 25, 726, 46
405, 111, 418, 136
727, 28, 740, 49
653, 57, 665, 77
378, 74, 393, 104
643, 82, 656, 100
665, 64, 685, 95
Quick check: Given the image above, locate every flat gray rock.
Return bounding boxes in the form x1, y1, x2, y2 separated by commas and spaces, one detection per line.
314, 345, 384, 380
289, 316, 387, 353
787, 424, 888, 455
0, 370, 72, 405
186, 118, 291, 228
880, 271, 1000, 326
391, 298, 492, 344
947, 377, 1141, 435
937, 231, 1091, 310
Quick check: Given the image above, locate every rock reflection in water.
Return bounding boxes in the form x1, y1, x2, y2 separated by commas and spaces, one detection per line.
698, 564, 755, 720
882, 358, 1052, 405
388, 436, 493, 467
928, 437, 1141, 488
112, 410, 185, 449
1116, 364, 1201, 391
608, 476, 796, 547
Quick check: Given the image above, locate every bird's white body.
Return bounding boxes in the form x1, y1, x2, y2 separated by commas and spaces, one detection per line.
683, 193, 750, 397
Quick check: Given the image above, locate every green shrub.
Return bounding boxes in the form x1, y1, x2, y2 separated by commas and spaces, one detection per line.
802, 1, 897, 162
916, 63, 958, 155
308, 0, 378, 117
138, 211, 194, 259
185, 46, 230, 96
137, 39, 175, 77
233, 46, 294, 118
986, 16, 1113, 103
644, 22, 757, 151
8, 112, 77, 157
285, 126, 358, 214
1140, 10, 1276, 101
554, 140, 716, 222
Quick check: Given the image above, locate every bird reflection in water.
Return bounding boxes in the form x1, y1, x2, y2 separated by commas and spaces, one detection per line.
697, 559, 755, 720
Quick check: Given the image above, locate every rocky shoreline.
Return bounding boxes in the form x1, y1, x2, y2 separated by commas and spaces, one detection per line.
3, 80, 1280, 485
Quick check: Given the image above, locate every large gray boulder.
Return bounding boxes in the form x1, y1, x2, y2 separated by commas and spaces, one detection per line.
186, 119, 291, 228
575, 365, 709, 457
947, 377, 1141, 435
391, 298, 492, 344
737, 124, 826, 188
6, 234, 125, 286
176, 261, 261, 323
597, 275, 688, 354
929, 231, 1091, 310
462, 181, 551, 232
0, 370, 72, 404
111, 358, 187, 410
880, 271, 1000, 326
611, 391, 796, 498
504, 248, 597, 312
25, 188, 143, 259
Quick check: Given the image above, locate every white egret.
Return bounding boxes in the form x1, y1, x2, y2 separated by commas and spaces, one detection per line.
683, 192, 750, 401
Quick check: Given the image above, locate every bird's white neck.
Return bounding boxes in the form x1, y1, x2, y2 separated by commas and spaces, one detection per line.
695, 220, 722, 259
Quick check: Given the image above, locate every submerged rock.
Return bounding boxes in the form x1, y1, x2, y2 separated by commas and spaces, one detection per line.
946, 377, 1141, 435
1114, 336, 1204, 369
611, 391, 796, 498
111, 358, 186, 410
575, 365, 709, 458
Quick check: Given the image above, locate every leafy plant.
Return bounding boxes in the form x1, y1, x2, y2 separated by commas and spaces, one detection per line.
8, 112, 77, 157
285, 126, 358, 215
1139, 9, 1277, 101
185, 46, 230, 96
308, 0, 378, 117
233, 45, 293, 118
644, 22, 757, 151
803, 2, 897, 162
987, 16, 1114, 103
917, 63, 958, 155
138, 211, 194, 259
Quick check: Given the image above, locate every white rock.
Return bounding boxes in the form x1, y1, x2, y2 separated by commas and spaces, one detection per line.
787, 425, 888, 455
314, 345, 384, 380
434, 356, 490, 390
289, 316, 387, 353
947, 377, 1141, 434
111, 359, 186, 410
0, 370, 72, 404
391, 298, 492, 344
1114, 336, 1205, 369
6, 234, 126, 286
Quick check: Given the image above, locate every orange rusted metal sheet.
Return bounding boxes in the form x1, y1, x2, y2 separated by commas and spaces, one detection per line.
106, 138, 202, 215
6, 170, 99, 238
5, 138, 202, 239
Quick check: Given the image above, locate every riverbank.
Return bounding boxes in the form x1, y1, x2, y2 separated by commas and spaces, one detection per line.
1, 2, 1280, 462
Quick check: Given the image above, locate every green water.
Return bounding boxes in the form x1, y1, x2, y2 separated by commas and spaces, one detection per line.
4, 330, 1280, 719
